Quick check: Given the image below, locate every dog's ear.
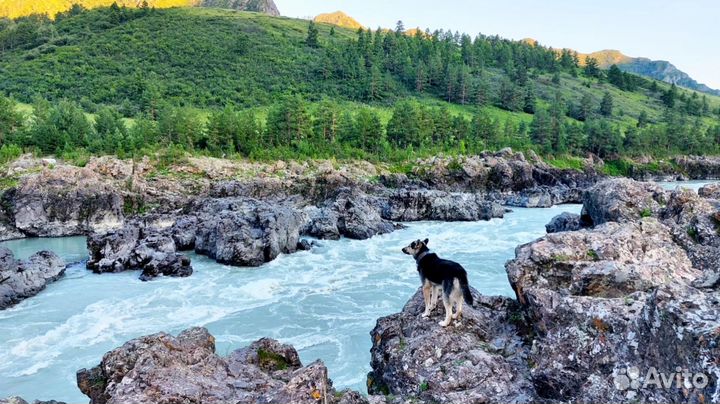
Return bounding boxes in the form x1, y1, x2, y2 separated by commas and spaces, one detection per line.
423, 238, 429, 245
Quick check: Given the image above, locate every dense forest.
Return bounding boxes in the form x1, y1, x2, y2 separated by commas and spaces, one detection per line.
0, 4, 719, 166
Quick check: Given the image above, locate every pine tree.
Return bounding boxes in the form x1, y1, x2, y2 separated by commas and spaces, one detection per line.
530, 107, 552, 153
599, 91, 614, 117
354, 108, 385, 153
306, 21, 319, 48
523, 84, 536, 114
661, 84, 677, 108
583, 57, 600, 78
0, 96, 22, 146
266, 95, 312, 146
575, 93, 593, 121
206, 107, 240, 156
607, 65, 625, 89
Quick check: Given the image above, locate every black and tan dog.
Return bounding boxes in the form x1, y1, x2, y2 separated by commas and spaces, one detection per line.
402, 238, 473, 327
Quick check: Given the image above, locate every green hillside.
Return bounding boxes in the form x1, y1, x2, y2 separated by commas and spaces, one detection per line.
0, 6, 719, 163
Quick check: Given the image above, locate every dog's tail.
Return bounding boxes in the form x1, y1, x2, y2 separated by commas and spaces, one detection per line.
459, 272, 473, 305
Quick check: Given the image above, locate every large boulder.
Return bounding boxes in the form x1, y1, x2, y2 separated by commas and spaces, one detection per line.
505, 218, 718, 403
581, 178, 666, 226
659, 189, 720, 277
302, 189, 396, 241
331, 188, 396, 240
192, 198, 305, 266
383, 189, 504, 222
0, 248, 65, 309
698, 183, 720, 199
76, 327, 366, 404
87, 223, 192, 281
545, 212, 586, 233
368, 289, 536, 403
10, 166, 124, 237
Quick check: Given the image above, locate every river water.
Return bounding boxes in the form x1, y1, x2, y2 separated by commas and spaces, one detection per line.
0, 180, 713, 402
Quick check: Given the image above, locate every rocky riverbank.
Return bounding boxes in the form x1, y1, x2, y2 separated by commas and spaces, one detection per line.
0, 150, 599, 281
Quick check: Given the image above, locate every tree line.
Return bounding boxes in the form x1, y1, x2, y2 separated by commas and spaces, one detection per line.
1, 94, 719, 164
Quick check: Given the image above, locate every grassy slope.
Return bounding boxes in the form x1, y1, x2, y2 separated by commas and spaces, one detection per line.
0, 0, 196, 19
2, 7, 719, 131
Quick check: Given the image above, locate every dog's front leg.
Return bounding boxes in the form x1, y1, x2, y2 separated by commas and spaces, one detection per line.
421, 281, 432, 318
428, 286, 439, 311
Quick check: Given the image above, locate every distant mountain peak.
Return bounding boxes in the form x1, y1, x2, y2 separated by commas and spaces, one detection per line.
314, 11, 363, 29
574, 48, 719, 96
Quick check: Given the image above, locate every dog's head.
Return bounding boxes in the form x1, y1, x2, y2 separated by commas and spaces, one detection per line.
401, 238, 429, 256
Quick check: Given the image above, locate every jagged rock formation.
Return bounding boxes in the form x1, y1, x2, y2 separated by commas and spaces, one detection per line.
0, 248, 65, 309
368, 289, 536, 403
76, 327, 365, 404
86, 219, 192, 281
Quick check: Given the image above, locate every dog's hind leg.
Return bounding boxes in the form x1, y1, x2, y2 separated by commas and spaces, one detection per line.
439, 281, 453, 327
452, 279, 463, 319
422, 280, 432, 318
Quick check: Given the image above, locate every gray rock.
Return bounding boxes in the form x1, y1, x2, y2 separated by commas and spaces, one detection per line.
660, 188, 720, 275
0, 248, 65, 310
77, 327, 361, 404
505, 185, 583, 208
581, 178, 666, 226
698, 182, 720, 199
331, 188, 395, 240
168, 215, 198, 250
368, 289, 536, 403
87, 224, 192, 281
301, 206, 341, 240
10, 168, 124, 237
505, 217, 719, 403
193, 197, 304, 266
383, 189, 504, 222
296, 239, 313, 251
545, 212, 585, 233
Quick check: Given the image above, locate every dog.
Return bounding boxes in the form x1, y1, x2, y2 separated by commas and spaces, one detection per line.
402, 238, 473, 327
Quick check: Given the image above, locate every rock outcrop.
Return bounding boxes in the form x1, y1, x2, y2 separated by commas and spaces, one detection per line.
368, 289, 536, 403
0, 248, 65, 309
545, 212, 585, 233
76, 327, 366, 404
698, 182, 720, 199
191, 197, 305, 266
659, 188, 720, 276
87, 222, 192, 281
581, 178, 666, 226
383, 189, 504, 222
302, 188, 396, 241
10, 165, 124, 237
